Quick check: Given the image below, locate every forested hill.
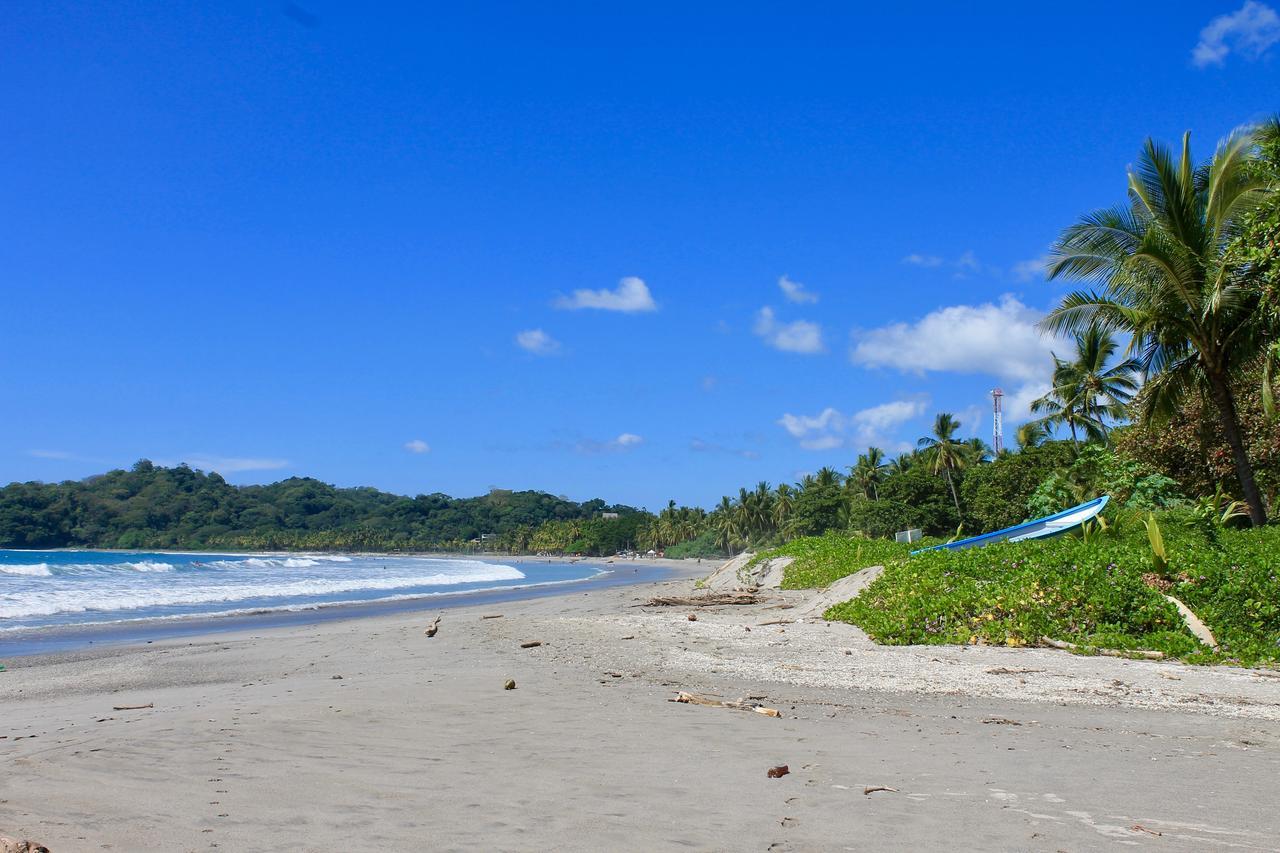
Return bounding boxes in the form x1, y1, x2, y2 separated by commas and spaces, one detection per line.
0, 461, 642, 551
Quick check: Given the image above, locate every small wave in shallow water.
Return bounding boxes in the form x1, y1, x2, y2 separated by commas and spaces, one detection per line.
0, 550, 601, 631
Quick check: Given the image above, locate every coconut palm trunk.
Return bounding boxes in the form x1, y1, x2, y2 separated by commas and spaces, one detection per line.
1206, 368, 1267, 526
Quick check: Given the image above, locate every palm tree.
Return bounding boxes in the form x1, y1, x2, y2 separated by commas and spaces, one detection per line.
888, 454, 914, 475
1031, 326, 1140, 446
1016, 420, 1050, 449
772, 484, 795, 535
862, 447, 887, 498
1041, 127, 1271, 524
917, 413, 967, 514
963, 437, 992, 464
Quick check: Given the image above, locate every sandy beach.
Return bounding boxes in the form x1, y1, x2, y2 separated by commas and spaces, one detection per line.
3, 560, 1280, 852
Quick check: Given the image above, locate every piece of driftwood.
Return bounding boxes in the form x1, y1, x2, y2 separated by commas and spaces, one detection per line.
520, 641, 542, 649
863, 786, 898, 795
767, 765, 790, 778
481, 614, 504, 620
756, 619, 793, 627
1040, 637, 1164, 660
112, 703, 153, 711
985, 667, 1045, 675
643, 592, 760, 607
669, 691, 781, 718
425, 615, 441, 637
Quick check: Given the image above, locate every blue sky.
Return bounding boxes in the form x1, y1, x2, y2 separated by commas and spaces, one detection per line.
2, 2, 1277, 510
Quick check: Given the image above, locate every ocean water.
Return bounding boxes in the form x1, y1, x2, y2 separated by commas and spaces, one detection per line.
0, 550, 603, 631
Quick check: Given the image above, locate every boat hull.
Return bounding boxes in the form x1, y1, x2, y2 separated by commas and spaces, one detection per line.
911, 495, 1110, 554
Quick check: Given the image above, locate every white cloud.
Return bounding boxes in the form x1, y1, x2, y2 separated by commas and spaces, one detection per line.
1002, 381, 1052, 425
1193, 1, 1280, 67
778, 398, 927, 452
515, 328, 560, 355
576, 433, 645, 454
1011, 254, 1052, 283
180, 455, 289, 473
902, 253, 944, 268
851, 295, 1058, 384
955, 250, 980, 274
778, 274, 818, 304
28, 449, 73, 460
555, 276, 657, 313
754, 307, 825, 354
404, 439, 431, 454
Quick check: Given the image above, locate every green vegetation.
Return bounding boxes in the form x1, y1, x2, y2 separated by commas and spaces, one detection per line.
820, 518, 1280, 666
0, 460, 644, 555
750, 532, 921, 590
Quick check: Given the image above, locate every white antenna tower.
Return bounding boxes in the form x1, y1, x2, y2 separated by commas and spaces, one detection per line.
991, 388, 1004, 454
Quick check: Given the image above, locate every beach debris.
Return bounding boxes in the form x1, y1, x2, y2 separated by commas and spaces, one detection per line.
756, 619, 793, 627
520, 641, 543, 649
1131, 824, 1163, 837
687, 613, 698, 621
863, 786, 899, 796
504, 679, 517, 690
981, 717, 1023, 726
669, 691, 781, 718
0, 836, 51, 853
331, 675, 343, 680
620, 635, 635, 640
481, 614, 504, 620
425, 615, 442, 637
1040, 637, 1164, 659
767, 765, 790, 778
642, 591, 760, 607
985, 667, 1044, 675
112, 703, 154, 711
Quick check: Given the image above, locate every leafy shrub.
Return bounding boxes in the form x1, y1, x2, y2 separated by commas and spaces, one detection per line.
753, 532, 922, 589
825, 518, 1280, 666
665, 529, 725, 559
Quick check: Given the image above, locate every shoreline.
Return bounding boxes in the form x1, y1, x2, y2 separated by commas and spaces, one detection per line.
0, 556, 706, 659
3, 569, 1279, 850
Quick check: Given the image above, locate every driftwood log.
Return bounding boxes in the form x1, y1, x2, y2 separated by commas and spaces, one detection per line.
111, 703, 153, 711
424, 615, 442, 637
1040, 637, 1164, 660
643, 592, 760, 607
669, 691, 781, 717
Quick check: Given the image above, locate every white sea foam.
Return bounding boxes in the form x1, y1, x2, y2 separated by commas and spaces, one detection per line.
0, 565, 527, 620
123, 561, 176, 573
0, 563, 53, 577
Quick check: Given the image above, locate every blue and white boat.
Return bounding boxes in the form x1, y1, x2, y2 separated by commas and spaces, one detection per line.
911, 495, 1110, 554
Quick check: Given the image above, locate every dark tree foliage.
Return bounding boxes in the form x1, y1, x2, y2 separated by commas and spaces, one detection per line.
960, 442, 1077, 532
1112, 363, 1280, 506
0, 461, 641, 551
877, 470, 959, 536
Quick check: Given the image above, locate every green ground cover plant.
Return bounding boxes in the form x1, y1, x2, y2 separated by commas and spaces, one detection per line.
766, 514, 1280, 666
752, 532, 925, 590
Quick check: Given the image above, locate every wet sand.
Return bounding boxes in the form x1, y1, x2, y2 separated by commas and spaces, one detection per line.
2, 566, 1279, 851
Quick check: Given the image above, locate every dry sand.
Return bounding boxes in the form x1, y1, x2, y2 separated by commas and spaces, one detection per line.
3, 563, 1280, 851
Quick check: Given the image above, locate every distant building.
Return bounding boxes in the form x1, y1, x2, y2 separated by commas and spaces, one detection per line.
480, 532, 499, 541
600, 512, 620, 520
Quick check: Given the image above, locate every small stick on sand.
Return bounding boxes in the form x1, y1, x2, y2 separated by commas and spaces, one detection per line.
756, 619, 793, 627
670, 691, 781, 718
520, 641, 543, 649
425, 615, 442, 638
112, 703, 153, 711
481, 614, 504, 620
863, 786, 899, 795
